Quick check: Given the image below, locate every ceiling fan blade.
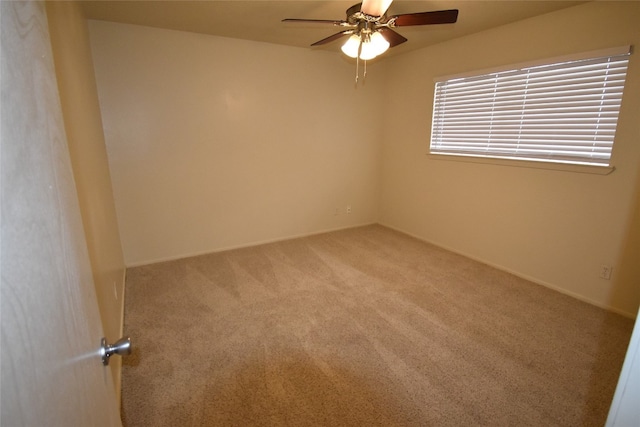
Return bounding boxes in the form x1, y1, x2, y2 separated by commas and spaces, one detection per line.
282, 18, 348, 26
310, 30, 354, 46
377, 28, 407, 48
361, 0, 394, 17
390, 9, 459, 27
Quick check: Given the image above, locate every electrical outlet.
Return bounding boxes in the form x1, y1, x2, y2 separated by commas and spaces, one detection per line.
346, 205, 352, 214
600, 265, 612, 280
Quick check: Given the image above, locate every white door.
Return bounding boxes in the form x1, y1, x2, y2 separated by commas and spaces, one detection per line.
1, 1, 121, 426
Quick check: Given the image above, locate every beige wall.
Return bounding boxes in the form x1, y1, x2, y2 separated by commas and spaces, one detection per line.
87, 2, 639, 317
379, 1, 640, 317
46, 1, 126, 396
88, 21, 384, 266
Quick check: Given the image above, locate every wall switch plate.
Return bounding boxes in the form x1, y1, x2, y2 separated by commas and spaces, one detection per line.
346, 206, 352, 214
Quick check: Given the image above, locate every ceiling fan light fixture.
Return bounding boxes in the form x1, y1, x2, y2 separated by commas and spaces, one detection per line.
369, 31, 390, 55
358, 40, 378, 60
341, 34, 361, 58
358, 31, 389, 60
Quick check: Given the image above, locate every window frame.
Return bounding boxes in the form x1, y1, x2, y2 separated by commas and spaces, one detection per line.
428, 46, 632, 174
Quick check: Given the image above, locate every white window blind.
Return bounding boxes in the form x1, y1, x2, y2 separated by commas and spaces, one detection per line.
430, 48, 631, 167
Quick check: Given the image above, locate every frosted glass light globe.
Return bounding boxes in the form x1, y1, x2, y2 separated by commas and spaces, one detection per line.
341, 35, 361, 58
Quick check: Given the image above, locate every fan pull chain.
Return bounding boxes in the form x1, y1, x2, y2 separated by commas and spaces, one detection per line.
355, 40, 363, 85
354, 60, 367, 86
354, 59, 369, 86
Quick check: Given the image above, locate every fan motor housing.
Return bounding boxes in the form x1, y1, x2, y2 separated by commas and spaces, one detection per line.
346, 4, 362, 23
346, 3, 386, 25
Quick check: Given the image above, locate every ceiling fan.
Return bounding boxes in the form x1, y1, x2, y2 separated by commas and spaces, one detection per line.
282, 0, 459, 61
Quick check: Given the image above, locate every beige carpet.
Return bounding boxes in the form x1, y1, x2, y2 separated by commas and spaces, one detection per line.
121, 225, 633, 426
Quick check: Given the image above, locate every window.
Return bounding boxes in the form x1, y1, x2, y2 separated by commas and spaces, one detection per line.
430, 47, 631, 167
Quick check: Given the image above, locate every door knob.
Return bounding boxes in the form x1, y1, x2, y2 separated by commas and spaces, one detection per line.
100, 336, 132, 366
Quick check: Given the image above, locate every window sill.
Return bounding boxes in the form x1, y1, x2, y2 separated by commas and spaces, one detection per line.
427, 153, 615, 175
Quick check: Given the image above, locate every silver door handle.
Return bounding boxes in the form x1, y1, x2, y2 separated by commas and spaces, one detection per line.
100, 337, 132, 365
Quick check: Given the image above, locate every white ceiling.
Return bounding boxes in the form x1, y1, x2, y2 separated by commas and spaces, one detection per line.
81, 1, 587, 59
